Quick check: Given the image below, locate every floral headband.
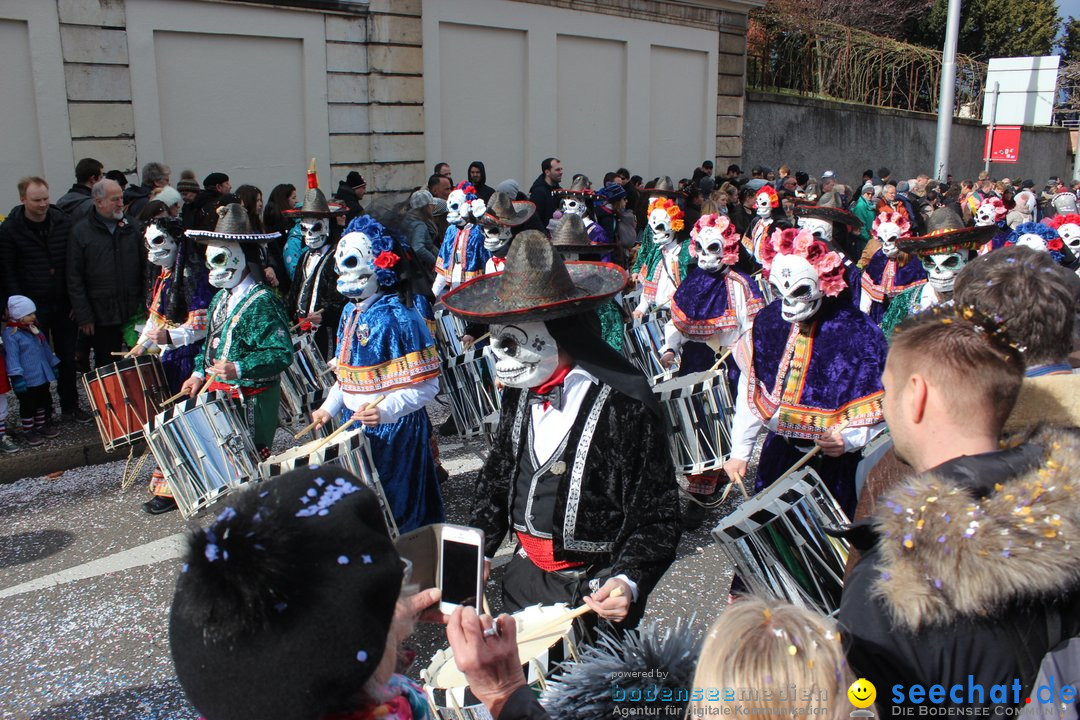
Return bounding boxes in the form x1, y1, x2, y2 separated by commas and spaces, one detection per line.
756, 185, 779, 208
872, 210, 911, 238
760, 227, 847, 297
690, 213, 740, 266
344, 215, 400, 287
648, 197, 685, 232
453, 181, 478, 203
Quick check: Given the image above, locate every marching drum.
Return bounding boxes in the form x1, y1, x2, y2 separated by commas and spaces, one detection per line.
423, 604, 579, 719
653, 369, 735, 475
442, 348, 502, 438
620, 286, 643, 317
712, 468, 851, 615
144, 391, 260, 519
755, 272, 776, 304
623, 310, 671, 385
434, 308, 468, 360
279, 332, 336, 427
84, 356, 169, 451
260, 426, 398, 540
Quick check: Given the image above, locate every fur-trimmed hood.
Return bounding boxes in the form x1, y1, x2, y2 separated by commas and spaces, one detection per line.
871, 426, 1080, 631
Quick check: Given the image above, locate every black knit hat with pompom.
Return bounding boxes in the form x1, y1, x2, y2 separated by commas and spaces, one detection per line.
169, 467, 402, 720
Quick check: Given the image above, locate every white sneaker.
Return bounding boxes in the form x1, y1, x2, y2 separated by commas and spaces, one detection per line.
0, 435, 20, 454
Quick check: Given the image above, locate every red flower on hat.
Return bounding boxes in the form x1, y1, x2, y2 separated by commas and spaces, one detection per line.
1048, 238, 1064, 251
374, 251, 400, 269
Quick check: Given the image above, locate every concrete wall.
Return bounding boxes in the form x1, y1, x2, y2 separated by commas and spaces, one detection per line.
743, 92, 1072, 187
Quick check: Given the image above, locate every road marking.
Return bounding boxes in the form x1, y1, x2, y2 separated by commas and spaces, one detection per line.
0, 533, 186, 599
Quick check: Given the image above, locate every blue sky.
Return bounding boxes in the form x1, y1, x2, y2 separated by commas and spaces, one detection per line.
1062, 0, 1080, 22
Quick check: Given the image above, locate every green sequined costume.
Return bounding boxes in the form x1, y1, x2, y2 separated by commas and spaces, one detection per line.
880, 284, 928, 341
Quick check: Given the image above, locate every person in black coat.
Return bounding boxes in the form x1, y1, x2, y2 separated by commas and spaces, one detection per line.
332, 170, 366, 221
528, 158, 563, 231
838, 307, 1080, 715
0, 178, 86, 420
67, 179, 145, 365
441, 231, 681, 630
467, 161, 495, 203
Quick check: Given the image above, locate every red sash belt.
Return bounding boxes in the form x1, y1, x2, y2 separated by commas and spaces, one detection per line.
517, 531, 585, 572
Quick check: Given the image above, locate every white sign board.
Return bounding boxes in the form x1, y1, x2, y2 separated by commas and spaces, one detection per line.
982, 56, 1060, 126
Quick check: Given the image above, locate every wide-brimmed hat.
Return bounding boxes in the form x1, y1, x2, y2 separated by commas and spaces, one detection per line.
643, 176, 683, 200
552, 175, 595, 200
477, 191, 535, 228
897, 208, 999, 256
550, 212, 614, 254
186, 203, 281, 243
795, 204, 864, 231
283, 187, 349, 218
441, 230, 626, 324
169, 467, 402, 720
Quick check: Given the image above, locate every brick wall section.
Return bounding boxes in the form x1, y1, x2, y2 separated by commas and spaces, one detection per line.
716, 10, 749, 170
57, 0, 137, 175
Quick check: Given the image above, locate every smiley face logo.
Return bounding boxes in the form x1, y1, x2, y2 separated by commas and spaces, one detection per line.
848, 678, 876, 709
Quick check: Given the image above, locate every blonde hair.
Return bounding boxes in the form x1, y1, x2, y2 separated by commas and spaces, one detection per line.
686, 597, 859, 720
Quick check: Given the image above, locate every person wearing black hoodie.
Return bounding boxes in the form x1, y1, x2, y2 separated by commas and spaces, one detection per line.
467, 161, 495, 203
332, 171, 367, 221
191, 172, 231, 231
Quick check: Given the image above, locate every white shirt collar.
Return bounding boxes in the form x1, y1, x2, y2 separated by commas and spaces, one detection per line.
229, 273, 257, 298
355, 291, 383, 314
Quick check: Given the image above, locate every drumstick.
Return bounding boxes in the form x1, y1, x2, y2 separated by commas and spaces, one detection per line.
293, 419, 320, 440
196, 374, 218, 397
707, 347, 733, 374
309, 395, 386, 453
161, 389, 188, 406
514, 587, 625, 645
289, 308, 324, 333
463, 331, 490, 349
777, 420, 850, 480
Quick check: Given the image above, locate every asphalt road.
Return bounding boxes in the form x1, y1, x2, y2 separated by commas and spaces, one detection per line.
0, 400, 734, 720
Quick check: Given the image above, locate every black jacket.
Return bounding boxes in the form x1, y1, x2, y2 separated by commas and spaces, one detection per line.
190, 189, 222, 231
124, 182, 154, 217
55, 184, 94, 221
472, 381, 680, 622
67, 211, 146, 327
528, 175, 561, 231
468, 161, 495, 203
284, 246, 345, 331
0, 205, 74, 311
332, 181, 365, 221
839, 428, 1080, 714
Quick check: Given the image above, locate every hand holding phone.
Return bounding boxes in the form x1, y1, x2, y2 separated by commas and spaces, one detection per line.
438, 525, 485, 615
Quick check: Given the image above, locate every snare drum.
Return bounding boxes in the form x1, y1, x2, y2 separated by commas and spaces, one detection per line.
260, 426, 398, 539
423, 604, 579, 719
144, 391, 260, 519
84, 356, 169, 451
442, 348, 502, 438
653, 369, 734, 475
279, 332, 336, 427
434, 308, 467, 360
623, 310, 671, 385
712, 468, 851, 614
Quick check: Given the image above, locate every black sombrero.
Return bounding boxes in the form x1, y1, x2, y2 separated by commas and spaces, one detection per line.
795, 204, 864, 232
283, 187, 349, 218
186, 203, 281, 243
897, 208, 999, 256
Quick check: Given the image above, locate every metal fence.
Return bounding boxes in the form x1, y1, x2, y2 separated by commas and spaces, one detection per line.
746, 11, 987, 118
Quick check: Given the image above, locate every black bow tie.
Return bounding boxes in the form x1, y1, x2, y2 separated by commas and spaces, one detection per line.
527, 385, 564, 411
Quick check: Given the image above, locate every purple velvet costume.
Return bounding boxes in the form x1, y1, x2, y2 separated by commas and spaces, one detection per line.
147, 270, 214, 393
737, 299, 887, 514
860, 251, 927, 323
670, 266, 765, 379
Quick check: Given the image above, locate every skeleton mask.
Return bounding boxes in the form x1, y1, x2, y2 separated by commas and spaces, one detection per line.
145, 223, 177, 268
1058, 223, 1080, 253
481, 223, 512, 252
1015, 232, 1049, 252
446, 189, 469, 227
335, 231, 378, 300
205, 241, 246, 289
875, 221, 902, 258
560, 197, 586, 217
301, 217, 329, 250
695, 226, 727, 272
974, 202, 999, 227
798, 218, 832, 244
489, 322, 559, 388
755, 192, 773, 218
920, 252, 968, 294
770, 254, 823, 323
649, 207, 675, 245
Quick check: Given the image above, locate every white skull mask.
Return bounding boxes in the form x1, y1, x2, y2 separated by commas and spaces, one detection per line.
205, 241, 246, 289
481, 223, 512, 252
695, 226, 727, 272
755, 193, 773, 218
1015, 233, 1049, 252
335, 231, 378, 300
798, 218, 833, 244
649, 208, 675, 245
301, 217, 330, 250
920, 252, 968, 294
560, 197, 586, 217
770, 254, 823, 324
1058, 223, 1080, 253
145, 223, 178, 268
489, 322, 559, 388
974, 202, 999, 227
446, 189, 469, 227
875, 221, 902, 258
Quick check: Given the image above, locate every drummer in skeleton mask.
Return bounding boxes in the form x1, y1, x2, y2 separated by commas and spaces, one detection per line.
181, 204, 294, 458
136, 216, 215, 515
972, 196, 1009, 255
311, 215, 444, 533
723, 227, 888, 515
858, 211, 926, 324
632, 197, 692, 318
550, 212, 624, 352
282, 185, 350, 359
1043, 213, 1080, 275
741, 185, 786, 268
550, 176, 610, 246
880, 209, 1000, 340
432, 181, 488, 298
441, 231, 680, 628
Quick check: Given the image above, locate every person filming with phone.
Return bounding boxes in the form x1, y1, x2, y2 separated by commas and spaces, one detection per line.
440, 231, 682, 629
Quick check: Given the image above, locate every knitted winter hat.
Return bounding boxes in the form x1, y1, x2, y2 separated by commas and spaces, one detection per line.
6, 295, 35, 320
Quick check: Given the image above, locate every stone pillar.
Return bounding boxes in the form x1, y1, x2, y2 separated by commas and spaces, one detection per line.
716, 10, 749, 172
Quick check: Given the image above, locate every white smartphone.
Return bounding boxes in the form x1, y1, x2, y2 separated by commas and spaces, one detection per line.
438, 525, 485, 615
